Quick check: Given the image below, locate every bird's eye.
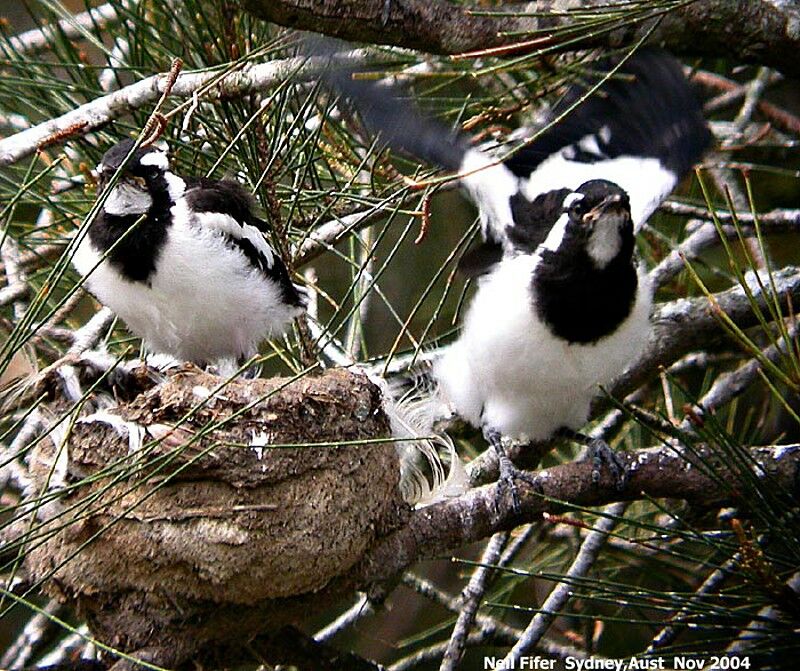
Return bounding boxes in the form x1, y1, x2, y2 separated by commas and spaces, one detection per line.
569, 201, 586, 216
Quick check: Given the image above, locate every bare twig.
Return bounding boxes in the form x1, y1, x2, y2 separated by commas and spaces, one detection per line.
313, 594, 373, 643
294, 200, 410, 267
647, 553, 741, 651
726, 571, 800, 652
0, 243, 65, 278
612, 266, 800, 400
440, 531, 509, 671
7, 3, 121, 57
401, 572, 523, 644
35, 625, 93, 667
1, 236, 28, 321
0, 51, 372, 168
0, 599, 62, 669
692, 322, 799, 419
659, 202, 800, 226
0, 282, 28, 309
502, 503, 627, 663
696, 69, 800, 134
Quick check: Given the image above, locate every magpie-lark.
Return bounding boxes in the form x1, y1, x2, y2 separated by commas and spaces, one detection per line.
72, 139, 306, 369
321, 48, 711, 503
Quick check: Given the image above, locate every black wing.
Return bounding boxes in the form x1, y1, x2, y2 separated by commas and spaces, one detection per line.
505, 49, 712, 180
183, 178, 306, 309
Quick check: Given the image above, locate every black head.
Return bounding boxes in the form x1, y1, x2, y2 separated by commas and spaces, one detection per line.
559, 179, 632, 267
96, 140, 171, 216
97, 139, 170, 189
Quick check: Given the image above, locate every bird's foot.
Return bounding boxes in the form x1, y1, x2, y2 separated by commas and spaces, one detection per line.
484, 429, 539, 515
239, 362, 261, 380
496, 452, 540, 515
557, 428, 628, 491
587, 438, 628, 490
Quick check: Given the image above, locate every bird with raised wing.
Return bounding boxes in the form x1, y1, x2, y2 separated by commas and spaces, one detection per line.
320, 48, 711, 505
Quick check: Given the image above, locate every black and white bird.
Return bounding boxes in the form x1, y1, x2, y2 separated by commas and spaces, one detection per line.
320, 48, 711, 496
73, 139, 306, 369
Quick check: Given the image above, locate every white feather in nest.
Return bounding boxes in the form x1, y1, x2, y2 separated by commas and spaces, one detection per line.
368, 371, 468, 507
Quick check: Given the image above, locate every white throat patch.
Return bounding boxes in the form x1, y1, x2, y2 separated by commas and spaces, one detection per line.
586, 214, 625, 268
103, 180, 153, 216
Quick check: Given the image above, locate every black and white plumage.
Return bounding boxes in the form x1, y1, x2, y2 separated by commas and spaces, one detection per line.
321, 48, 711, 483
323, 49, 710, 252
435, 179, 650, 445
73, 139, 305, 366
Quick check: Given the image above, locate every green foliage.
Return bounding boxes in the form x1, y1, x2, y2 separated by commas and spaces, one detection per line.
0, 1, 799, 669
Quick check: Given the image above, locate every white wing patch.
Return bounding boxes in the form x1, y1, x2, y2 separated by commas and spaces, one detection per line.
520, 149, 676, 232
458, 149, 520, 248
191, 210, 276, 269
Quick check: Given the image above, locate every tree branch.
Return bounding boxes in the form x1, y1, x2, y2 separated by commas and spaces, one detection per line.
612, 266, 800, 399
351, 443, 800, 586
504, 502, 626, 663
0, 51, 371, 169
8, 3, 121, 57
238, 0, 800, 77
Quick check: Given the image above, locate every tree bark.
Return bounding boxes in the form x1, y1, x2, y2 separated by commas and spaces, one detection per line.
239, 0, 800, 77
351, 443, 800, 586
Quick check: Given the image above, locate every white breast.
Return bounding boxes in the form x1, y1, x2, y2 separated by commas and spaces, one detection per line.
434, 254, 651, 442
72, 202, 302, 364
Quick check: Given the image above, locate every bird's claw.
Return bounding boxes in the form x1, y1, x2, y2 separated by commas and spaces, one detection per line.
588, 438, 628, 491
484, 430, 539, 515
496, 453, 539, 515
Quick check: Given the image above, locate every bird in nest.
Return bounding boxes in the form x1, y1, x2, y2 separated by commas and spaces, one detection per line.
72, 139, 306, 373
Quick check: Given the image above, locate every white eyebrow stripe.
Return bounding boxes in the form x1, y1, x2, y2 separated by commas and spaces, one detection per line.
139, 151, 169, 169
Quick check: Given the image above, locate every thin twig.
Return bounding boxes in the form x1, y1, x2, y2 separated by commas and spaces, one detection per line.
659, 202, 800, 225
440, 531, 509, 671
6, 3, 121, 57
695, 69, 800, 134
35, 625, 93, 667
502, 503, 626, 664
647, 553, 741, 651
0, 599, 62, 669
726, 571, 800, 652
0, 51, 373, 168
401, 572, 521, 642
1, 236, 28, 321
692, 322, 799, 420
313, 594, 374, 643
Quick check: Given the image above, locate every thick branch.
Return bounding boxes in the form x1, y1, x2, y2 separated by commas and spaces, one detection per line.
352, 443, 800, 585
239, 0, 800, 76
612, 266, 800, 399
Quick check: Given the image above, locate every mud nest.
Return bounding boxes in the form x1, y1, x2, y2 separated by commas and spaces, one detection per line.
23, 366, 409, 666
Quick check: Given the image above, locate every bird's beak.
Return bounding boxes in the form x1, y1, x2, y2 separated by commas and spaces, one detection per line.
583, 194, 627, 224
596, 194, 626, 216
126, 175, 148, 189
